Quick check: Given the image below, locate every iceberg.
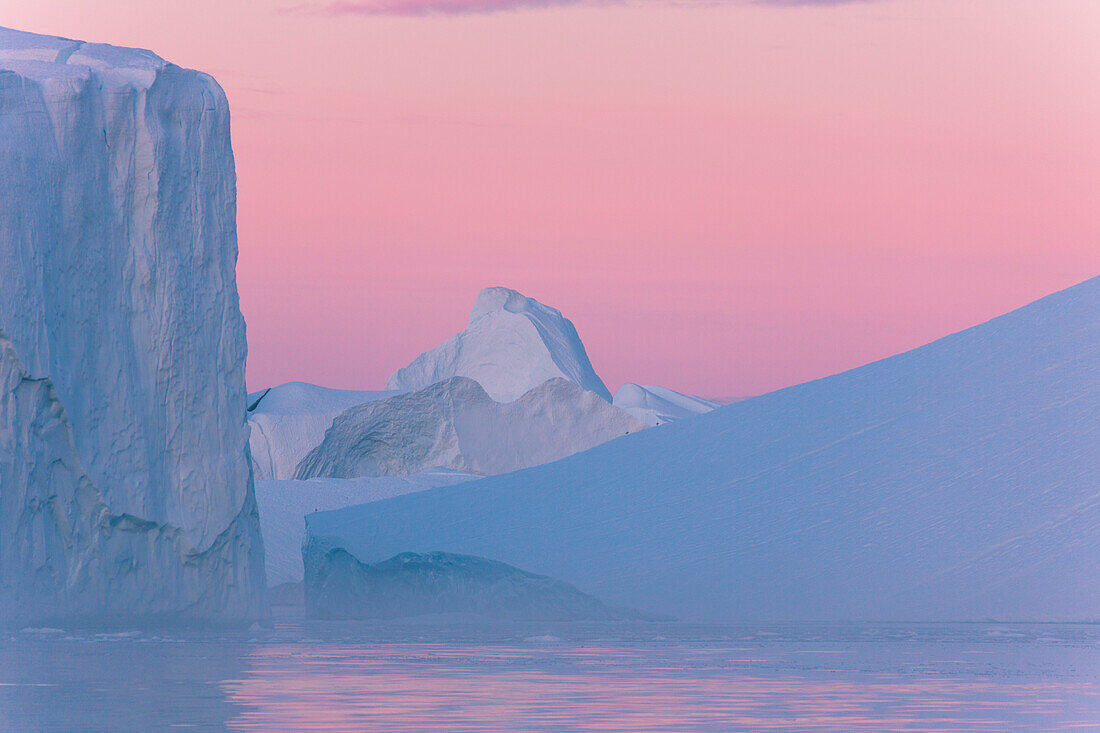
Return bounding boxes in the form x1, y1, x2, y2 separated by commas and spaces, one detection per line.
303, 277, 1100, 622
295, 376, 645, 479
250, 292, 646, 588
387, 287, 612, 402
0, 27, 265, 625
302, 546, 638, 621
254, 377, 643, 588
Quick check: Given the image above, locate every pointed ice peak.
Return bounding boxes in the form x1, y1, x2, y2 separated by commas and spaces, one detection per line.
388, 287, 612, 403
469, 286, 563, 325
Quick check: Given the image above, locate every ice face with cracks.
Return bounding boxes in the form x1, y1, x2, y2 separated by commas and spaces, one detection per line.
0, 27, 266, 625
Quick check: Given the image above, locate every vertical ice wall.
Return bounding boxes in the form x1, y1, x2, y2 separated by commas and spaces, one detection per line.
0, 27, 266, 624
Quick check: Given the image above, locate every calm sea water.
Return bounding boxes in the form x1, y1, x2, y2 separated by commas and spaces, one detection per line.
2, 614, 1098, 731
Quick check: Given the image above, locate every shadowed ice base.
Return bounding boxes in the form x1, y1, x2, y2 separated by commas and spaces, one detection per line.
2, 615, 1098, 731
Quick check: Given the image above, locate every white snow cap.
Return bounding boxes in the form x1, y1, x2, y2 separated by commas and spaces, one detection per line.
387, 286, 612, 403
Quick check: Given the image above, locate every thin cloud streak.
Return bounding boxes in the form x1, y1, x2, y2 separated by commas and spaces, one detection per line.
322, 0, 581, 15
319, 0, 866, 17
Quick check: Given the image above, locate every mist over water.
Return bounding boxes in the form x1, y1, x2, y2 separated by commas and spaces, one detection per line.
3, 617, 1098, 731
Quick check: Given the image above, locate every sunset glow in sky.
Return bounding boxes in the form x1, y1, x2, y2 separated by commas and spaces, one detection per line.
5, 0, 1099, 397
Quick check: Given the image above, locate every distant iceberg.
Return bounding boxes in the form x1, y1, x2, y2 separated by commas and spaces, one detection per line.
613, 383, 720, 426
302, 545, 646, 622
254, 375, 643, 588
388, 286, 612, 402
303, 277, 1100, 623
295, 376, 645, 479
250, 288, 651, 590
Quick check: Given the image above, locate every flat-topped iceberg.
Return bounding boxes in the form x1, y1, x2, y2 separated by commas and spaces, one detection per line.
0, 27, 266, 625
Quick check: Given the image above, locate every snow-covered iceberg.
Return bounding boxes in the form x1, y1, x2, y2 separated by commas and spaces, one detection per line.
387, 287, 612, 402
250, 297, 644, 588
304, 277, 1100, 622
295, 377, 645, 479
613, 383, 719, 426
0, 28, 266, 625
252, 288, 635, 483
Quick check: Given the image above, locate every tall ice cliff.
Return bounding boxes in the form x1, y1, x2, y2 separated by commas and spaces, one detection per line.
0, 27, 267, 625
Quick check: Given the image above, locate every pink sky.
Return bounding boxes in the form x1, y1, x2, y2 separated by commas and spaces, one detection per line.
5, 0, 1099, 397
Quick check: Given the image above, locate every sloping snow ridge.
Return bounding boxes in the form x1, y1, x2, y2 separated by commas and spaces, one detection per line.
247, 382, 400, 480
613, 383, 720, 426
387, 287, 613, 403
306, 277, 1100, 623
295, 377, 647, 480
0, 27, 266, 625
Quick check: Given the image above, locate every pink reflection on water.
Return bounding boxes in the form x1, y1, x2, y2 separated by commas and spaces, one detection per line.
222, 644, 1100, 731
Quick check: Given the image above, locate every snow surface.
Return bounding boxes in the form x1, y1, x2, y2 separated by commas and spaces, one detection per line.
256, 471, 476, 587
247, 382, 400, 480
307, 277, 1100, 622
613, 383, 720, 426
295, 377, 646, 479
387, 287, 612, 402
0, 27, 265, 624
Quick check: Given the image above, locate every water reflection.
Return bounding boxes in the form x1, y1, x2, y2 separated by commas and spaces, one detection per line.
0, 629, 250, 731
223, 638, 1100, 732
2, 622, 1098, 731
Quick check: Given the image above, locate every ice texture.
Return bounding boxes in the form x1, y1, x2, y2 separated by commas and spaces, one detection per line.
306, 277, 1100, 622
253, 378, 641, 586
387, 287, 612, 402
613, 383, 719, 426
302, 547, 630, 621
295, 376, 646, 479
0, 27, 266, 625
